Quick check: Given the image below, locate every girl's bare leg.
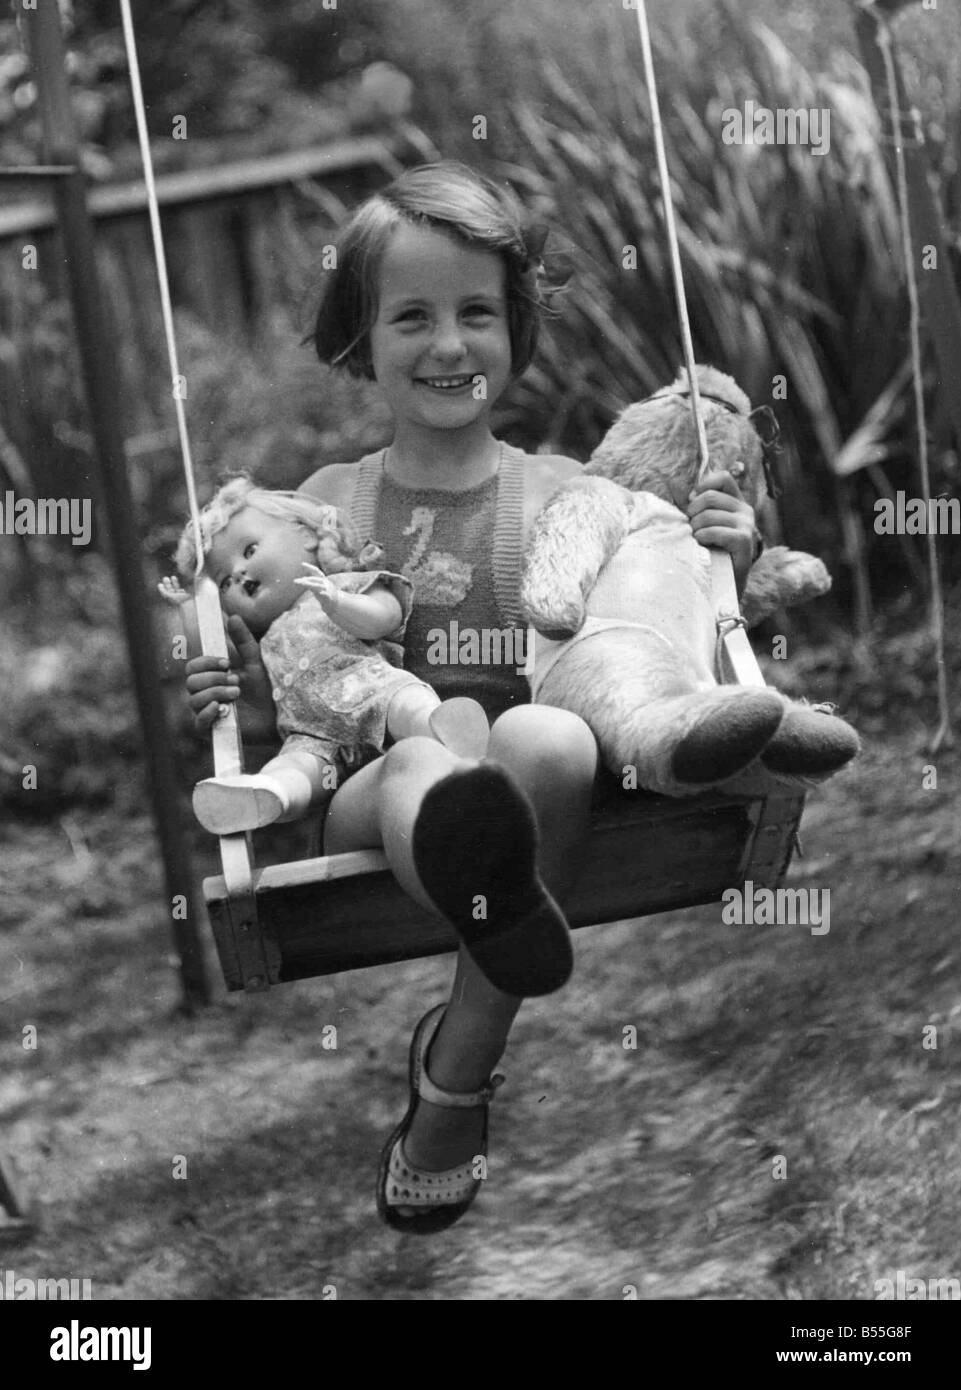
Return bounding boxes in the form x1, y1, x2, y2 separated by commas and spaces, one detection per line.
402, 706, 596, 1171
323, 736, 466, 903
324, 709, 597, 1180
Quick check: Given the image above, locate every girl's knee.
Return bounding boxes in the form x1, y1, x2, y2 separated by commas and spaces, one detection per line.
380, 735, 456, 783
489, 705, 597, 783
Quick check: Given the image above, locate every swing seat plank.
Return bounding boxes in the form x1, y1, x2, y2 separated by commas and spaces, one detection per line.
205, 780, 804, 992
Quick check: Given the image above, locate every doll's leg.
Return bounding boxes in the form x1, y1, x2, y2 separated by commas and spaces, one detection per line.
386, 682, 490, 760
192, 747, 335, 834
385, 682, 438, 739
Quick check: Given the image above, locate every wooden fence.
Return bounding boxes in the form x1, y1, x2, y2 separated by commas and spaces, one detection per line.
0, 131, 427, 528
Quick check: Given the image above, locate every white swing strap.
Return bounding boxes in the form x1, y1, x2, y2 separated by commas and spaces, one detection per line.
119, 1, 258, 906
634, 2, 764, 688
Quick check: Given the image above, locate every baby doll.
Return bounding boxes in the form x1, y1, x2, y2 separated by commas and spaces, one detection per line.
161, 477, 488, 834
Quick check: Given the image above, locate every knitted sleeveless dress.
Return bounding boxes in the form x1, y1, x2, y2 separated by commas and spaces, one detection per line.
347, 445, 531, 722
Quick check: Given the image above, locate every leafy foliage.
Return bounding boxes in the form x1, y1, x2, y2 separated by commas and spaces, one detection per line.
0, 553, 143, 817
486, 7, 960, 621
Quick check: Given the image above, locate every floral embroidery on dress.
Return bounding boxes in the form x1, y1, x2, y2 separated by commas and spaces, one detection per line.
400, 506, 473, 607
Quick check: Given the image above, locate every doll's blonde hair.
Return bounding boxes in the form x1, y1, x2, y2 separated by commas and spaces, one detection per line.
174, 476, 372, 579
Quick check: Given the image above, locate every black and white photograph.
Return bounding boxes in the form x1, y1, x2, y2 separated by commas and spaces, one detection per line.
1, 0, 959, 1336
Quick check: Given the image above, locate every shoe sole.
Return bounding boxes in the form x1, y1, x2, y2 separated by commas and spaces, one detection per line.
411, 765, 573, 998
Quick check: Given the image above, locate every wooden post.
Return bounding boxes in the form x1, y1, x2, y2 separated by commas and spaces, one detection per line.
21, 0, 209, 1008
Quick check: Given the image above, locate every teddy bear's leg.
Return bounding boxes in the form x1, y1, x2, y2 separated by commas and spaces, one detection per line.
760, 699, 860, 780
670, 687, 785, 788
535, 629, 784, 795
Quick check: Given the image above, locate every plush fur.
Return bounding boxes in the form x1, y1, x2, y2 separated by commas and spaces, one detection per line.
520, 365, 859, 795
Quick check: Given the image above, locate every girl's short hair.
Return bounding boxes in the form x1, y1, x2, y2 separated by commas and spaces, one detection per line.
311, 160, 554, 380
175, 476, 372, 579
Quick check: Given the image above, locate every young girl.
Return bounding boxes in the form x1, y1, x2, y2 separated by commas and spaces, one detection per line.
161, 479, 490, 834
184, 161, 757, 1234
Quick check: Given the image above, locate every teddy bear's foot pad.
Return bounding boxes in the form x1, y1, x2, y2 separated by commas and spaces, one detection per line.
412, 765, 573, 998
671, 690, 785, 785
761, 703, 860, 776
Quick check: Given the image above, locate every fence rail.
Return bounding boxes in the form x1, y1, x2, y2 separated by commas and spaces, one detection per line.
0, 134, 408, 238
0, 132, 420, 560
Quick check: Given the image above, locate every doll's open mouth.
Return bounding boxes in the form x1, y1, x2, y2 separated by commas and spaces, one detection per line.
242, 579, 259, 597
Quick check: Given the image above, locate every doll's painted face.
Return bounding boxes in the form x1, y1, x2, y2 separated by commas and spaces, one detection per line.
207, 506, 328, 637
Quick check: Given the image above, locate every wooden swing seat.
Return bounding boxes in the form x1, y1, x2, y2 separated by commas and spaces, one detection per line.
205, 773, 804, 992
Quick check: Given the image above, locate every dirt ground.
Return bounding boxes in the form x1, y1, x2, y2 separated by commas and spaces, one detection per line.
2, 720, 960, 1301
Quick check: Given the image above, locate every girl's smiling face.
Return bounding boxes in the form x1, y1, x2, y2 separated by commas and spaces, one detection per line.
207, 506, 325, 637
368, 224, 513, 432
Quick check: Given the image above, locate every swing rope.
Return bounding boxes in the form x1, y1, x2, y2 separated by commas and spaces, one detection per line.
633, 1, 760, 686
118, 0, 204, 578
119, 0, 243, 689
119, 0, 252, 908
633, 1, 710, 475
870, 7, 951, 752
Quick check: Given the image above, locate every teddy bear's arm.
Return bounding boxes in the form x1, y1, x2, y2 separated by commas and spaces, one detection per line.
520, 476, 636, 639
739, 546, 831, 628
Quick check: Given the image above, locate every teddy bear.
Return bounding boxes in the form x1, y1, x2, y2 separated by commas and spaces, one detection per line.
520, 365, 859, 795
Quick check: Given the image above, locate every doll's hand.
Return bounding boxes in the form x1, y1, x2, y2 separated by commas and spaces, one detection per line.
158, 575, 191, 606
687, 469, 756, 593
184, 615, 271, 732
295, 562, 340, 613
